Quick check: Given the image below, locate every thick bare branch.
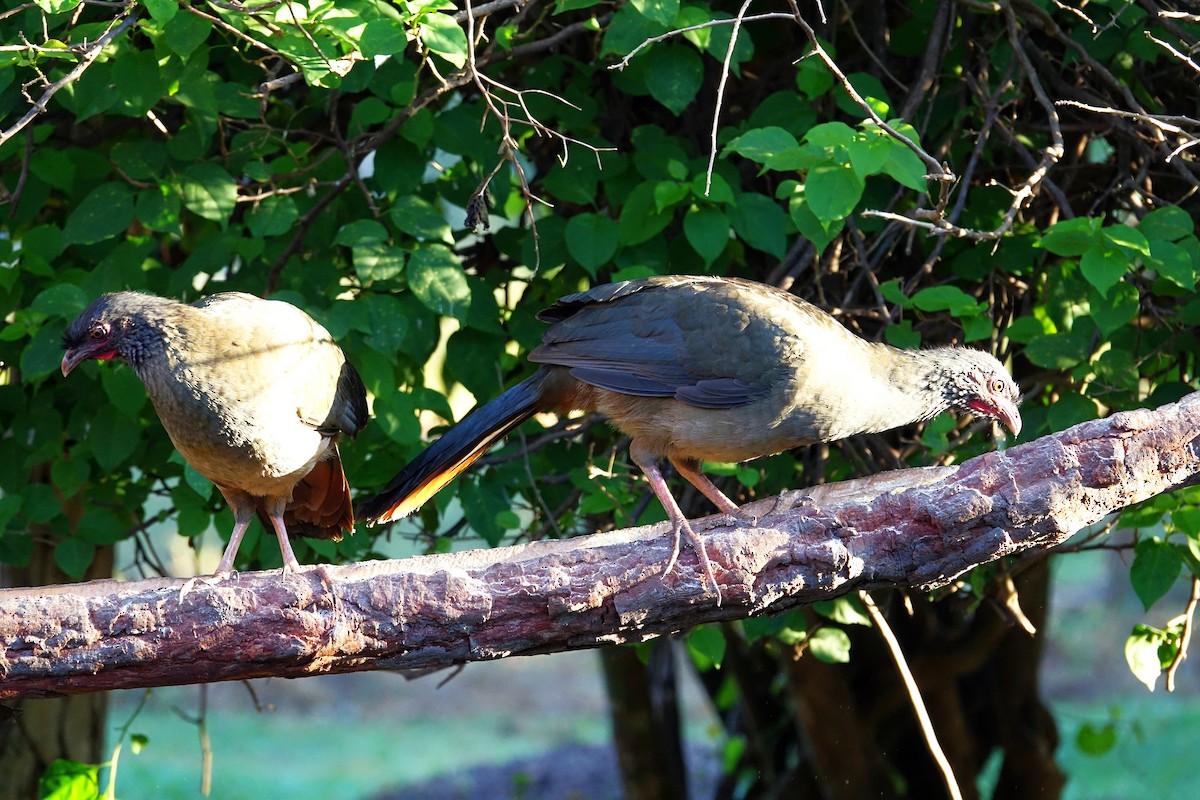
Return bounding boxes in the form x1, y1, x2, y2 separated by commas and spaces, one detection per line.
4, 392, 1200, 700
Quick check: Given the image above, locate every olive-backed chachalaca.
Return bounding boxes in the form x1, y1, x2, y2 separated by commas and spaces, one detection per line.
62, 292, 368, 574
358, 275, 1021, 596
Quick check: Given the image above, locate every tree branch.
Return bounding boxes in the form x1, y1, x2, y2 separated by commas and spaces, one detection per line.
4, 392, 1200, 700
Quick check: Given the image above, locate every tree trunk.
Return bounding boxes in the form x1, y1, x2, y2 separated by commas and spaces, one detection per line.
601, 641, 689, 800
0, 495, 113, 800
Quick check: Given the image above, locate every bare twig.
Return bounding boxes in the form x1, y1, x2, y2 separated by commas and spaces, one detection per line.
0, 7, 139, 148
1165, 576, 1200, 692
861, 591, 964, 800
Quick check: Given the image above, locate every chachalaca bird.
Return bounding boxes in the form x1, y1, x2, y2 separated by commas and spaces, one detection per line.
62, 291, 368, 574
358, 275, 1021, 597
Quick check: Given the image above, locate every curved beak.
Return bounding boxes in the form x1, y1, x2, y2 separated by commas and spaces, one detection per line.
61, 349, 84, 376
993, 398, 1022, 438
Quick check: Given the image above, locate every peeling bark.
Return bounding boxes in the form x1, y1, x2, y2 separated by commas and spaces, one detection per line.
3, 393, 1199, 700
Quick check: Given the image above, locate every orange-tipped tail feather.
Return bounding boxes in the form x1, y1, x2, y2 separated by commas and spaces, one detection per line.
358, 370, 552, 524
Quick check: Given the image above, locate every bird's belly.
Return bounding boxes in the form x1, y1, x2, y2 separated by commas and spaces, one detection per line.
157, 398, 329, 496
596, 394, 812, 463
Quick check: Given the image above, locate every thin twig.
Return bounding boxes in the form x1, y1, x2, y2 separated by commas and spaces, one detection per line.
0, 8, 139, 147
1165, 576, 1200, 692
860, 591, 964, 800
705, 0, 754, 195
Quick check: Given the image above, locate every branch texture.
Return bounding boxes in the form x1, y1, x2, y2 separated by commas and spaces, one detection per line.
4, 392, 1200, 700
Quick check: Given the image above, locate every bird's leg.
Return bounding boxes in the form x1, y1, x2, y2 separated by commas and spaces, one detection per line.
630, 444, 721, 604
670, 457, 740, 513
214, 488, 256, 576
263, 498, 303, 574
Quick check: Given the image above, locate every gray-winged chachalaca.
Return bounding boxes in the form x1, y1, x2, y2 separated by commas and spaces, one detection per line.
358, 275, 1021, 597
62, 292, 368, 574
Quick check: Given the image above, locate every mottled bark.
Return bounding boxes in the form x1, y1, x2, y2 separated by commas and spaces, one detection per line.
3, 393, 1199, 701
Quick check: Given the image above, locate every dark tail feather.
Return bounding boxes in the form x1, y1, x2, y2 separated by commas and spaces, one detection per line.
358, 369, 551, 524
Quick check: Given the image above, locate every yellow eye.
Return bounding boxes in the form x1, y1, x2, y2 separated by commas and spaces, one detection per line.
990, 379, 1005, 394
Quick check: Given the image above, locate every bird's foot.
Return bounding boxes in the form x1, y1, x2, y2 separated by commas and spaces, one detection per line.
177, 571, 235, 604
765, 490, 814, 520
664, 518, 723, 606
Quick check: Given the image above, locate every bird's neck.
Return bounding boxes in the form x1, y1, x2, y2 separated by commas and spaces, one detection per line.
828, 343, 956, 437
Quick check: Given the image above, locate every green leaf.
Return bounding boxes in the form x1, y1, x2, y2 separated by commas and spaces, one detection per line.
653, 180, 689, 213
631, 0, 679, 26
31, 283, 88, 319
1138, 206, 1192, 242
741, 608, 806, 644
100, 365, 148, 418
1102, 224, 1150, 257
420, 13, 468, 68
565, 213, 619, 275
726, 126, 800, 165
37, 758, 100, 800
808, 626, 852, 663
805, 121, 856, 148
182, 461, 214, 499
1041, 217, 1102, 257
805, 161, 864, 222
881, 139, 927, 191
360, 19, 408, 59
246, 195, 299, 238
686, 624, 726, 670
617, 183, 672, 246
812, 596, 872, 626
1124, 624, 1169, 691
910, 285, 983, 315
51, 457, 90, 499
408, 245, 471, 322
180, 163, 238, 226
1046, 392, 1099, 431
338, 221, 405, 284
390, 195, 453, 243
788, 187, 843, 252
728, 192, 788, 258
163, 12, 212, 59
88, 404, 142, 472
645, 45, 703, 115
847, 132, 890, 177
143, 0, 177, 23
20, 324, 67, 382
1079, 244, 1130, 296
1024, 331, 1087, 370
1130, 537, 1182, 611
1075, 721, 1118, 755
62, 182, 134, 245
1088, 283, 1139, 337
459, 474, 511, 547
135, 186, 182, 235
683, 206, 729, 264
1147, 238, 1196, 290
54, 538, 96, 580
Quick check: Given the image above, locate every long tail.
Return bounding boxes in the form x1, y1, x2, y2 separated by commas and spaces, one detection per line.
358, 369, 552, 524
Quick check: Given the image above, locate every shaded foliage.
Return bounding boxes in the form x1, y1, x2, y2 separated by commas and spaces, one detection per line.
3, 0, 1200, 797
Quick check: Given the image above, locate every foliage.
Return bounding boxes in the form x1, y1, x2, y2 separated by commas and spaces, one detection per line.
3, 0, 1200, 796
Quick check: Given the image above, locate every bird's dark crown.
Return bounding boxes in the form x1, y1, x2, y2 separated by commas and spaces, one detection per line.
62, 292, 176, 367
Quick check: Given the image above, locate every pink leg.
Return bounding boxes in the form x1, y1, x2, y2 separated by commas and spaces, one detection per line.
671, 457, 739, 514
264, 498, 302, 574
215, 489, 255, 575
630, 445, 721, 604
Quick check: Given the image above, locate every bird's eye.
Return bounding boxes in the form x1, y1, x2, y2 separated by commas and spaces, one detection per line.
88, 323, 108, 340
990, 379, 1006, 394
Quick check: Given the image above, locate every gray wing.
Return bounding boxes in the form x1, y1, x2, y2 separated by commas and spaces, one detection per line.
529, 277, 784, 409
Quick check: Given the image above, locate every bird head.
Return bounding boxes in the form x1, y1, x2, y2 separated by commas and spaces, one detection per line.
938, 349, 1022, 438
61, 292, 165, 376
